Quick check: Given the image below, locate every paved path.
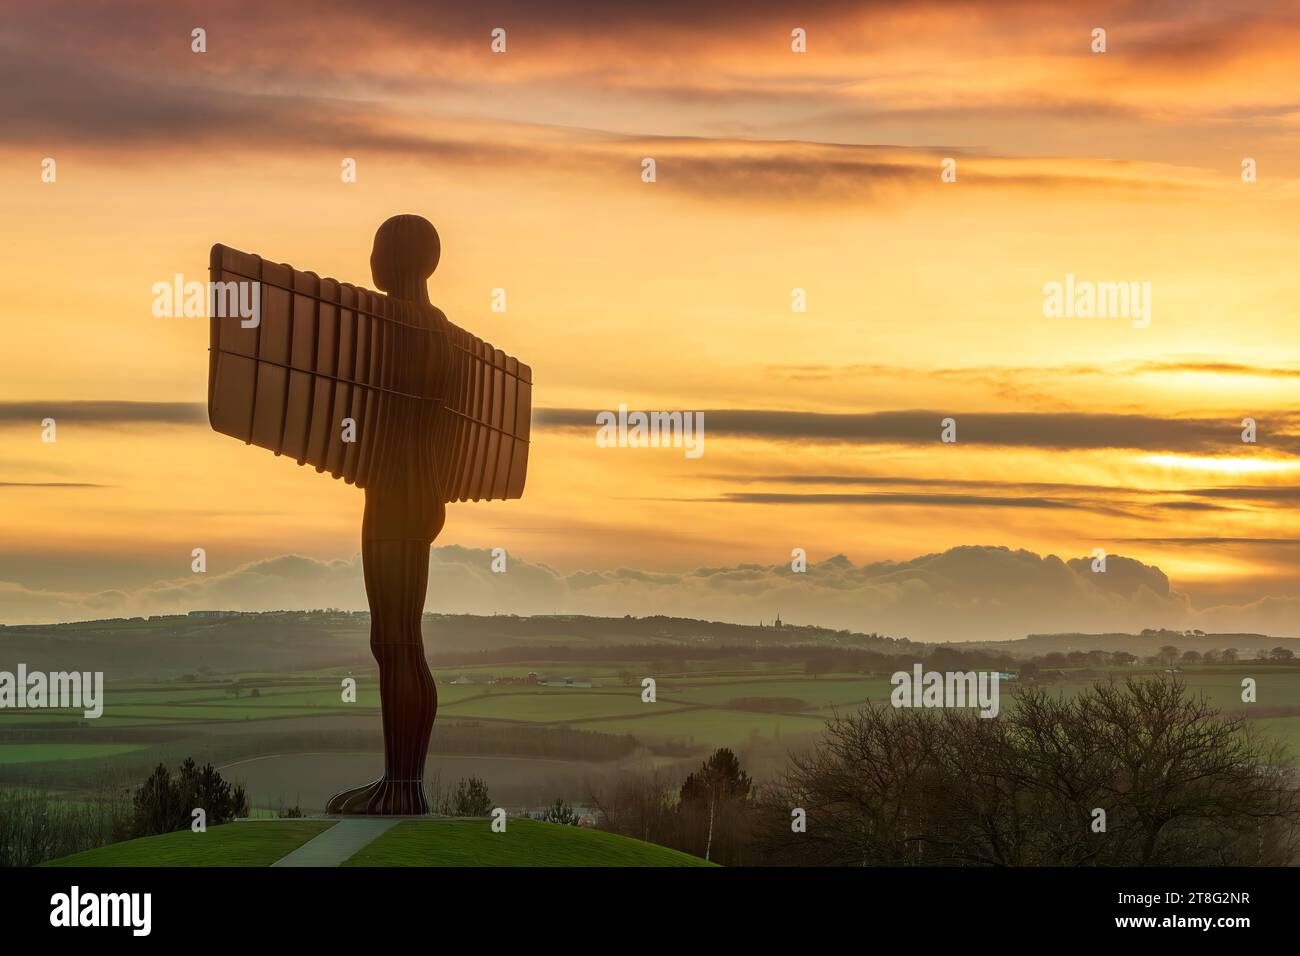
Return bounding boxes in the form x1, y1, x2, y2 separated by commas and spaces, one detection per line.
271, 818, 402, 867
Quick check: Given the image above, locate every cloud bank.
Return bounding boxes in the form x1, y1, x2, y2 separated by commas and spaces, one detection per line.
4, 544, 1298, 643
535, 408, 1300, 454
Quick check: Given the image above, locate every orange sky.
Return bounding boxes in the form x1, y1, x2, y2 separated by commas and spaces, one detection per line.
3, 1, 1300, 634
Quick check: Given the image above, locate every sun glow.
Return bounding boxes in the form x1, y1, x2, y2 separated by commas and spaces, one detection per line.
1139, 455, 1300, 476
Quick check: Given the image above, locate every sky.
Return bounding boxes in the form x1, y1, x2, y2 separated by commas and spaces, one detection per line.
3, 0, 1300, 640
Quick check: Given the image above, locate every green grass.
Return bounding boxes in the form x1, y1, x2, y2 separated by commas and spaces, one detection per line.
342, 818, 715, 867
668, 677, 891, 709
581, 708, 828, 745
2, 680, 494, 726
438, 663, 627, 679
1027, 671, 1300, 714
41, 822, 336, 867
80, 705, 352, 721
0, 713, 174, 727
39, 819, 712, 868
438, 690, 690, 723
1250, 716, 1300, 760
0, 743, 149, 765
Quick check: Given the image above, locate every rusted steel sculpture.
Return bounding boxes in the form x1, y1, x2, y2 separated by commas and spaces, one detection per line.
206, 215, 531, 813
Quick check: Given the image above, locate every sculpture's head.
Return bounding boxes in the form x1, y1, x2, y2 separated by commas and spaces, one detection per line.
370, 214, 440, 301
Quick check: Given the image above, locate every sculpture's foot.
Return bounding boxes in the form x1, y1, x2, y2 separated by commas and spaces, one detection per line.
325, 775, 429, 815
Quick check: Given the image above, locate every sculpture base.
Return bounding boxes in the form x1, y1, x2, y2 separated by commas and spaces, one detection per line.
325, 776, 430, 816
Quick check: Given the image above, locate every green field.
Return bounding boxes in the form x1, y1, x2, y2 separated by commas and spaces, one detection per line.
41, 822, 336, 867
582, 708, 829, 746
342, 819, 715, 867
1247, 716, 1300, 760
666, 676, 891, 709
7, 663, 1300, 817
1038, 669, 1300, 713
0, 680, 516, 728
0, 743, 149, 764
6, 666, 1299, 764
439, 690, 692, 723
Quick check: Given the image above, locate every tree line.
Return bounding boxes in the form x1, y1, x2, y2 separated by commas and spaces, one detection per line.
591, 676, 1300, 866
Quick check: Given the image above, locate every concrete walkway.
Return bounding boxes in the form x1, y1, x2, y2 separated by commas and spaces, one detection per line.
271, 818, 402, 867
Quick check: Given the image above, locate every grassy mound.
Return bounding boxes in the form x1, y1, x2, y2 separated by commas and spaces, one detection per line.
41, 821, 335, 867
41, 819, 714, 867
342, 819, 715, 867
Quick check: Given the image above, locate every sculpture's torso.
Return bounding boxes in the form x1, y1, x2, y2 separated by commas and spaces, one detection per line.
362, 303, 451, 544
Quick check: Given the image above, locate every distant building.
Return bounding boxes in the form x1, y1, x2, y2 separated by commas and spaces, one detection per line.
492, 673, 541, 686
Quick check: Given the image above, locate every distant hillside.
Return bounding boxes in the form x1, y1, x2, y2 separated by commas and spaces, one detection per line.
0, 610, 919, 679
5, 611, 1298, 679
965, 630, 1300, 658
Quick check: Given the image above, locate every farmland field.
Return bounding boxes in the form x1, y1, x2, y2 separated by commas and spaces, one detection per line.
0, 743, 149, 764
438, 690, 692, 723
220, 751, 647, 809
4, 658, 1300, 819
665, 676, 892, 709
581, 709, 829, 747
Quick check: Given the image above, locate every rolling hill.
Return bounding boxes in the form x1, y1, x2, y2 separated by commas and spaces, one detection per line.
41, 819, 715, 867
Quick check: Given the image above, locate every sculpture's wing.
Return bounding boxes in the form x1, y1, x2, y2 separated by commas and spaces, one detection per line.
432, 325, 532, 502
207, 243, 531, 501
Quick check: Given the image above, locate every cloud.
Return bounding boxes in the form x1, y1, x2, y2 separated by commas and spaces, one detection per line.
20, 403, 1294, 458
0, 482, 105, 489
0, 44, 543, 164
1182, 487, 1300, 502
535, 407, 1300, 454
0, 401, 205, 424
3, 1, 1285, 202
0, 45, 1171, 204
680, 475, 1300, 517
4, 543, 1299, 643
708, 491, 1130, 516
1118, 536, 1300, 546
767, 356, 1300, 383
705, 474, 1147, 495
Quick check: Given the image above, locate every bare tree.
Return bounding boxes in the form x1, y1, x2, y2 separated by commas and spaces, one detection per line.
589, 763, 679, 847
757, 676, 1299, 866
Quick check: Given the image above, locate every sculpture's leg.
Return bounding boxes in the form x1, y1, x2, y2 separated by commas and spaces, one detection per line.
326, 484, 443, 815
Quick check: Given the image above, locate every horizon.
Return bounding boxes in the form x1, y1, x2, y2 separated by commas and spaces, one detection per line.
6, 540, 1300, 641
7, 552, 1300, 646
